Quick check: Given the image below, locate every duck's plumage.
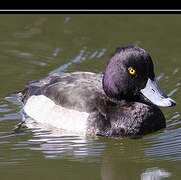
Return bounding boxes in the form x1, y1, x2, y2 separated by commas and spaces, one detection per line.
8, 46, 176, 137
21, 72, 104, 113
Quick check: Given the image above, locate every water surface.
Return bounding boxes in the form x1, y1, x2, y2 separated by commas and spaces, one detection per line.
0, 14, 181, 180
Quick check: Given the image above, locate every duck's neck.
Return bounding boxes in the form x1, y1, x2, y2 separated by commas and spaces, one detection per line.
106, 94, 142, 105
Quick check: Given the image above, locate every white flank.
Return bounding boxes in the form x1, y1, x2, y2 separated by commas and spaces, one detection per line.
23, 95, 89, 133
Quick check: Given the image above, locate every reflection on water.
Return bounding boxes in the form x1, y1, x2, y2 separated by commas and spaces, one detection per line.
25, 118, 104, 161
49, 47, 107, 74
144, 127, 181, 161
141, 167, 171, 180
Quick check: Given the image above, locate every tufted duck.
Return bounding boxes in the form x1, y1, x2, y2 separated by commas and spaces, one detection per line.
8, 46, 176, 137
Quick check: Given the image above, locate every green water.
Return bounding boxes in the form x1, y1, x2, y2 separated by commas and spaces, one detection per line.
0, 14, 181, 180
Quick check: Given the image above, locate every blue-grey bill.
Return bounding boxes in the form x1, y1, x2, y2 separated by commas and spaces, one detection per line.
140, 78, 177, 107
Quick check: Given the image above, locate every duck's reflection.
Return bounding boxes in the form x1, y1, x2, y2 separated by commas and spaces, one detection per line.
140, 167, 171, 180
25, 117, 104, 161
24, 117, 172, 180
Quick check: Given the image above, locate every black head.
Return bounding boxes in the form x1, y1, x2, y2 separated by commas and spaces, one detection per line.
103, 46, 154, 101
103, 46, 176, 107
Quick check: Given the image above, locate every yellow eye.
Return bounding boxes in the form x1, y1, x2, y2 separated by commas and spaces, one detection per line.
128, 67, 136, 75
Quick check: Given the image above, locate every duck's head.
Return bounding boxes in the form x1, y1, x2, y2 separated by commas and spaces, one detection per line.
103, 46, 176, 107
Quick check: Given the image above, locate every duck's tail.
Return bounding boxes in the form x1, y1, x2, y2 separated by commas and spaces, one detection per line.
6, 84, 42, 105
5, 91, 24, 104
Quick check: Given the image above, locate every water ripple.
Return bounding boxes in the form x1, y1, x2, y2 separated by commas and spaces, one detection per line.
144, 126, 181, 161
49, 47, 107, 74
24, 118, 104, 161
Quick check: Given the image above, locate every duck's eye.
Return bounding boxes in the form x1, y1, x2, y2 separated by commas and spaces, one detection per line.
128, 67, 136, 75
